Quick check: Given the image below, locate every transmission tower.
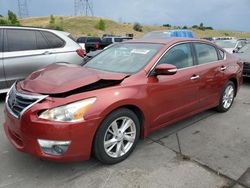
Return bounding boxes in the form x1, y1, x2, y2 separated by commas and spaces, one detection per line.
17, 0, 29, 18
74, 0, 94, 16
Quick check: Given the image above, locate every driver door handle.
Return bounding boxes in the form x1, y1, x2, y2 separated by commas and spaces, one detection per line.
190, 75, 200, 80
221, 66, 227, 71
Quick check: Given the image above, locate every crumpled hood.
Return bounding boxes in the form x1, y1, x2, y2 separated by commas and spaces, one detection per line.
19, 63, 128, 94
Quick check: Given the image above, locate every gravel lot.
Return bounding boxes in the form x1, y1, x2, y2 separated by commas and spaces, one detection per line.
0, 79, 249, 188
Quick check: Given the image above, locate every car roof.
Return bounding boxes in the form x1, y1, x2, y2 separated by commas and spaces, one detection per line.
0, 26, 70, 35
124, 37, 209, 45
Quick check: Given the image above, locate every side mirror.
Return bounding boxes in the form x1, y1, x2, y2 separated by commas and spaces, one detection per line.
154, 64, 177, 76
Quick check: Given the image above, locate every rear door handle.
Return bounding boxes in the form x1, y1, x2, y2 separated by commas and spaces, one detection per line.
43, 51, 52, 55
221, 66, 227, 71
190, 75, 200, 80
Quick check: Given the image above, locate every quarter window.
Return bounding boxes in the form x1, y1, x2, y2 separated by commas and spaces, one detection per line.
218, 49, 225, 60
36, 31, 50, 49
194, 43, 218, 64
158, 43, 193, 69
7, 29, 36, 52
42, 31, 64, 48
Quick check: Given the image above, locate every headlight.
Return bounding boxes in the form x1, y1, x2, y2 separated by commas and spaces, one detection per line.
39, 97, 96, 122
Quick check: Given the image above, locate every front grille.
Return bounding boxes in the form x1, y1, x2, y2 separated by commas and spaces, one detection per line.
6, 84, 47, 118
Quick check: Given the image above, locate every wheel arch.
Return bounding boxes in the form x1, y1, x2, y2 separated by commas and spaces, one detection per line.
228, 77, 238, 96
91, 104, 147, 158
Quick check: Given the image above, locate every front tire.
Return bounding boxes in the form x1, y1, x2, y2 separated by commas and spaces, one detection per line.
93, 108, 140, 164
216, 81, 235, 112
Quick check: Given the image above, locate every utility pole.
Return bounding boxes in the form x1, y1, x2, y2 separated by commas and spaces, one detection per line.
17, 0, 29, 18
74, 0, 94, 16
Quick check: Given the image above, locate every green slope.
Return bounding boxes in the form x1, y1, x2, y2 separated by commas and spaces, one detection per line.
20, 16, 250, 38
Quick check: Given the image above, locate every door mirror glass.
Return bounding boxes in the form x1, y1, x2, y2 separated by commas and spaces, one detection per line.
154, 64, 177, 76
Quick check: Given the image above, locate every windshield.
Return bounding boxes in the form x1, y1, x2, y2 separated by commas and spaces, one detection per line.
85, 43, 163, 74
238, 43, 250, 53
215, 40, 237, 48
143, 32, 171, 39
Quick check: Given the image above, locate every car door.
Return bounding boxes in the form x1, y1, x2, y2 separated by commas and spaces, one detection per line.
147, 43, 200, 128
193, 42, 226, 108
0, 28, 8, 91
3, 29, 56, 87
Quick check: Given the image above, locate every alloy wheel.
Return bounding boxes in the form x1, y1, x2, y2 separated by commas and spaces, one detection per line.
104, 117, 136, 158
222, 85, 235, 109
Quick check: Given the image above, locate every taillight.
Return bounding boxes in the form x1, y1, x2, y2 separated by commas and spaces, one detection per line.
76, 48, 85, 57
96, 43, 100, 49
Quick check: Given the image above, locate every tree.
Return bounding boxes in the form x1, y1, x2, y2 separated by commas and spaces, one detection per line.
199, 22, 205, 30
192, 25, 198, 29
48, 15, 64, 31
7, 10, 20, 25
163, 24, 171, 27
205, 26, 213, 30
0, 18, 11, 25
182, 26, 188, 29
95, 19, 106, 31
133, 22, 143, 32
49, 15, 55, 27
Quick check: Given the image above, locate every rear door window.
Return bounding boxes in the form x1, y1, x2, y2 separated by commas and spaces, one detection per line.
194, 43, 219, 64
114, 38, 123, 42
87, 37, 101, 43
77, 37, 86, 43
6, 29, 36, 52
102, 38, 112, 43
42, 31, 65, 48
35, 31, 50, 49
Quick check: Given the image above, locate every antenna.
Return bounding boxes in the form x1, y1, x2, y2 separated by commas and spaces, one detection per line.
17, 0, 29, 18
74, 0, 94, 16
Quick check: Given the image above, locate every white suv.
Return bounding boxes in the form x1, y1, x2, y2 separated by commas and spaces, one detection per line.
0, 26, 84, 93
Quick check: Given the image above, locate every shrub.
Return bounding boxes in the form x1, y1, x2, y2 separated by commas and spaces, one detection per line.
133, 22, 143, 32
8, 10, 20, 25
163, 24, 171, 27
48, 15, 64, 31
95, 19, 106, 31
0, 10, 20, 26
0, 18, 11, 25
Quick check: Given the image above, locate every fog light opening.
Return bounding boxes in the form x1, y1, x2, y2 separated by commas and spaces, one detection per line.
38, 139, 71, 156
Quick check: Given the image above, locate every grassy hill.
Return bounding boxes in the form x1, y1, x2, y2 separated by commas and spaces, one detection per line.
20, 16, 250, 39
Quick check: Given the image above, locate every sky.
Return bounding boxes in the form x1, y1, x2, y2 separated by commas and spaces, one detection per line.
0, 0, 250, 31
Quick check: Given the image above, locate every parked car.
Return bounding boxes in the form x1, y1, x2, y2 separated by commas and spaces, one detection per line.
214, 38, 247, 53
76, 36, 101, 53
4, 38, 243, 164
143, 30, 195, 39
101, 36, 133, 48
0, 26, 84, 94
233, 42, 250, 77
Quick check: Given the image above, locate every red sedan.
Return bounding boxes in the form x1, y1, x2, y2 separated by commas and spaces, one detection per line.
3, 38, 243, 164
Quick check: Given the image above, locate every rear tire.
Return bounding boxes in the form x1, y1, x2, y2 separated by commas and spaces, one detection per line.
93, 108, 140, 164
216, 81, 235, 112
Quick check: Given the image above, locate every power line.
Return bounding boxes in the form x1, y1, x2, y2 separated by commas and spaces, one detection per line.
74, 0, 94, 16
17, 0, 29, 18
